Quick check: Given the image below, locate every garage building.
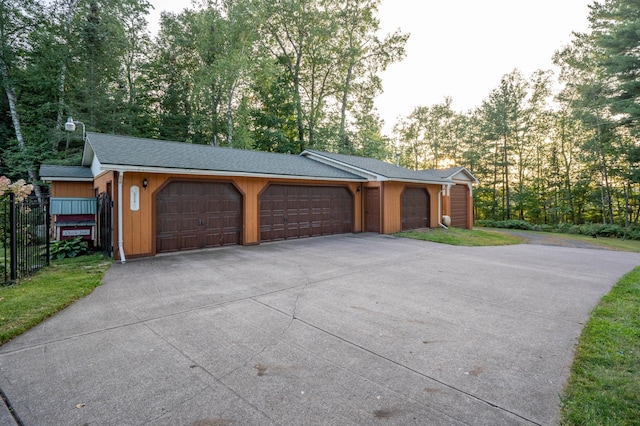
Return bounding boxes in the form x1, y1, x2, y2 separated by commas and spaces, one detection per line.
40, 133, 477, 261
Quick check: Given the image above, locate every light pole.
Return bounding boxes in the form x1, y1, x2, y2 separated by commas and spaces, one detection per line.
64, 117, 85, 141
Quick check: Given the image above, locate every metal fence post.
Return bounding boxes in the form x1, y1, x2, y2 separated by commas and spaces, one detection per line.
9, 193, 17, 282
45, 197, 50, 266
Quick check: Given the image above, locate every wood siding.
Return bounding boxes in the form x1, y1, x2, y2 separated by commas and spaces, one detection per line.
49, 181, 94, 198
106, 173, 361, 258
381, 182, 442, 234
54, 171, 464, 258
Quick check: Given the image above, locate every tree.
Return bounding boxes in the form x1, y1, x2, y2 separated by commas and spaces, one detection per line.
250, 61, 300, 153
191, 0, 257, 146
252, 0, 406, 153
589, 0, 640, 136
476, 69, 553, 222
555, 31, 619, 225
395, 98, 459, 170
253, 0, 319, 148
148, 10, 199, 142
0, 0, 44, 196
479, 71, 527, 220
333, 0, 407, 154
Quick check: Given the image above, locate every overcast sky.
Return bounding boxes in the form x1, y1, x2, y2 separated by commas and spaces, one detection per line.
147, 0, 594, 135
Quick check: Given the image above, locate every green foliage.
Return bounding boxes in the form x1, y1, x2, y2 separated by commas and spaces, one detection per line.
478, 219, 640, 241
475, 219, 533, 230
2, 0, 639, 232
49, 237, 91, 259
590, 0, 640, 137
560, 267, 640, 425
393, 1, 639, 228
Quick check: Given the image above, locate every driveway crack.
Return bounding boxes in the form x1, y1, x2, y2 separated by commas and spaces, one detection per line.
140, 323, 277, 424
220, 265, 313, 381
281, 264, 312, 333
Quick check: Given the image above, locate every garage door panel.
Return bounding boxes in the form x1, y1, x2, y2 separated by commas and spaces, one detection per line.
311, 223, 322, 236
298, 210, 310, 223
222, 231, 240, 246
156, 236, 177, 252
260, 185, 352, 242
179, 234, 198, 250
450, 185, 469, 229
180, 217, 198, 232
401, 188, 430, 231
201, 232, 219, 247
158, 217, 178, 233
156, 181, 241, 253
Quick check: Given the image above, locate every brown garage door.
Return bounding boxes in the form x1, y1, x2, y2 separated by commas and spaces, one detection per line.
450, 184, 469, 229
401, 187, 430, 230
156, 181, 241, 253
260, 185, 352, 242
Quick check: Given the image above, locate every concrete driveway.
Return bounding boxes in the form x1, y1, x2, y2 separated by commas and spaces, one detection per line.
0, 234, 638, 425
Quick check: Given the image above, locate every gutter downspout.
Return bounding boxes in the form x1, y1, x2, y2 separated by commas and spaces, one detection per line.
438, 185, 448, 229
117, 171, 126, 264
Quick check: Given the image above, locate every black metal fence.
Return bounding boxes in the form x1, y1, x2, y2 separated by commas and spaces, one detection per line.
1, 194, 50, 285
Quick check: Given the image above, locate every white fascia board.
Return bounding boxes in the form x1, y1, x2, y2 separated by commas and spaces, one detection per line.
396, 178, 454, 186
98, 164, 366, 182
40, 177, 93, 182
300, 152, 387, 181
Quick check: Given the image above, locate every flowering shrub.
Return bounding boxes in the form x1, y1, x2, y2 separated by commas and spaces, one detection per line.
0, 176, 33, 201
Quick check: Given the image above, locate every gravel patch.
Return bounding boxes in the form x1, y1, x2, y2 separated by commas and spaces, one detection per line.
490, 229, 620, 250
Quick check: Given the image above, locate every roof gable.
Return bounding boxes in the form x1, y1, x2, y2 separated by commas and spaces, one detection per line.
428, 166, 479, 183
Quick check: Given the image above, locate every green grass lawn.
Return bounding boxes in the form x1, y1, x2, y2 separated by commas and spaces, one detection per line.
560, 267, 640, 425
0, 254, 111, 345
396, 227, 522, 246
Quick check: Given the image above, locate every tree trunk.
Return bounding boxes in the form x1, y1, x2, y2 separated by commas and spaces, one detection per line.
492, 139, 499, 220
503, 135, 510, 220
594, 111, 614, 224
1, 63, 43, 199
55, 62, 67, 153
293, 74, 305, 150
226, 83, 235, 146
339, 60, 354, 153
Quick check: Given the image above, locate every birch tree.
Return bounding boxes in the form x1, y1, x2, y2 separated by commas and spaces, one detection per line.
0, 0, 44, 196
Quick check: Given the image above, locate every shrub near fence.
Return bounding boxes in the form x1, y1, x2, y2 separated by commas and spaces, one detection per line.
1, 194, 50, 285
